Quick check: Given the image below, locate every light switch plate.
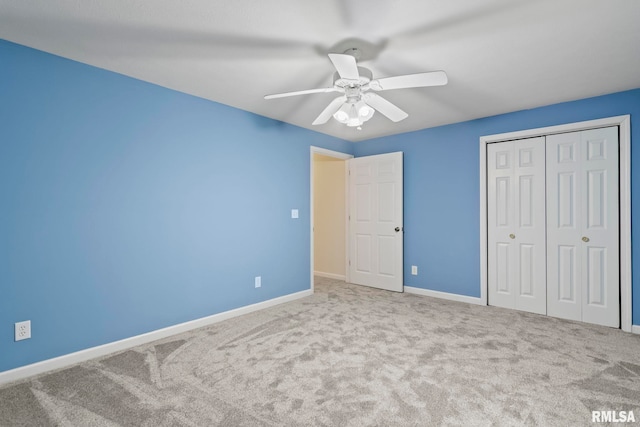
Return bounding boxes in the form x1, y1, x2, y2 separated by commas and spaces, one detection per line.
291, 209, 299, 219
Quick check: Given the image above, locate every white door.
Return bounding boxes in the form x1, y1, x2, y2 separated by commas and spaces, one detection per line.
487, 137, 546, 314
546, 127, 619, 327
348, 152, 403, 292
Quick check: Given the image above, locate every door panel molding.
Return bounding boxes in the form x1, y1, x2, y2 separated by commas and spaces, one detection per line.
480, 115, 632, 332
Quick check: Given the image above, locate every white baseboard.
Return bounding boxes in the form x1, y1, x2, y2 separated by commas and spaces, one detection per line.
0, 289, 312, 386
314, 271, 346, 281
405, 286, 485, 306
406, 287, 639, 333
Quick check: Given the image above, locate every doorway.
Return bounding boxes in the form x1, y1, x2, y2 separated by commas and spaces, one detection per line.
310, 147, 352, 292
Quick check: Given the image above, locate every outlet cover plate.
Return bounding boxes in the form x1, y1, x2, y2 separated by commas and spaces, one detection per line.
411, 266, 418, 275
15, 320, 31, 341
255, 276, 261, 288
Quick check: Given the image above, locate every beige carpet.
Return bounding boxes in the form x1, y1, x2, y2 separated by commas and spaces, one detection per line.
1, 276, 640, 426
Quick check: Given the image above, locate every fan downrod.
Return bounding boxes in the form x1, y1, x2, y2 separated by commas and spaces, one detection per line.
342, 47, 362, 61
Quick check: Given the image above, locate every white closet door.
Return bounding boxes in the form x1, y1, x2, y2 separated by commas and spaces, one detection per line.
487, 137, 546, 314
546, 127, 619, 327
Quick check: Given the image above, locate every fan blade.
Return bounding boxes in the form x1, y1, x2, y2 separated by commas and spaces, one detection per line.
264, 87, 338, 99
363, 93, 408, 122
328, 53, 360, 80
312, 96, 347, 125
370, 71, 448, 91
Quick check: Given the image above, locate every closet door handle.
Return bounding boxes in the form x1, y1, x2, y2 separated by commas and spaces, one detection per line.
582, 236, 590, 242
509, 234, 515, 239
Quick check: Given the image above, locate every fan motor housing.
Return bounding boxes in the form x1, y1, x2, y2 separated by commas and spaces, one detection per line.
333, 67, 372, 89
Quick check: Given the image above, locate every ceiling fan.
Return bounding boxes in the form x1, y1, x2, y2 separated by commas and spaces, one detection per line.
264, 49, 448, 129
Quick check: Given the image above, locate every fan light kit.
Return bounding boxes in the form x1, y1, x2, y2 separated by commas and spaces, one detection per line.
264, 48, 448, 129
333, 101, 374, 127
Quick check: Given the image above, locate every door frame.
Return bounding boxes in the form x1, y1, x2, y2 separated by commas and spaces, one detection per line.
310, 146, 353, 292
479, 115, 632, 332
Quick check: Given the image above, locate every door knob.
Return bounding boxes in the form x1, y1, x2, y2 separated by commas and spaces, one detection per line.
509, 234, 515, 239
582, 236, 590, 242
395, 227, 401, 232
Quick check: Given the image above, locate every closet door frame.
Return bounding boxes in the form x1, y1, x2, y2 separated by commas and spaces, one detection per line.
479, 115, 632, 333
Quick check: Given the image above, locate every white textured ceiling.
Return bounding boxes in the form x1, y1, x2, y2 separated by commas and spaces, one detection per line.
1, 0, 639, 142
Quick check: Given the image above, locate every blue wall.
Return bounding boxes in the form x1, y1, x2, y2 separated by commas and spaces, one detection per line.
0, 40, 352, 372
353, 89, 640, 324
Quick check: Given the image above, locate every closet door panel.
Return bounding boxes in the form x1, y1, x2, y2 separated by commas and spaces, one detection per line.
546, 127, 619, 327
513, 138, 546, 314
488, 145, 516, 309
580, 127, 619, 327
488, 137, 546, 314
547, 132, 582, 321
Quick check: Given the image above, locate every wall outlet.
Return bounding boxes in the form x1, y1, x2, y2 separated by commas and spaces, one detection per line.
291, 209, 299, 219
15, 320, 31, 341
411, 265, 418, 275
255, 276, 261, 288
